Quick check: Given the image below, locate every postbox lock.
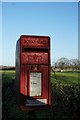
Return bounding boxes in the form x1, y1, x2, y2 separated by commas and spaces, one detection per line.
31, 65, 38, 70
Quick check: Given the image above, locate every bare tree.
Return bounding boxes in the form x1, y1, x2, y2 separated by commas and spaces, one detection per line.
53, 57, 80, 71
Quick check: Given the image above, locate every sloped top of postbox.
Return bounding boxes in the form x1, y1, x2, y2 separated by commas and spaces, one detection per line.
20, 35, 50, 48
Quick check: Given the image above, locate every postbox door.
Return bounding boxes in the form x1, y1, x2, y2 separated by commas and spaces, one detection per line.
20, 65, 49, 102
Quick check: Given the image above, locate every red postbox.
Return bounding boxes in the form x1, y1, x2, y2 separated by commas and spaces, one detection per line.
15, 35, 51, 110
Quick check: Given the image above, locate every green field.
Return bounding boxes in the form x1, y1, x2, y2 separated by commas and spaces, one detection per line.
51, 71, 80, 86
2, 70, 15, 81
1, 70, 80, 120
2, 70, 80, 85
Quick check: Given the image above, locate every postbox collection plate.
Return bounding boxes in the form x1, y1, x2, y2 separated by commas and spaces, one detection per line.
30, 72, 42, 96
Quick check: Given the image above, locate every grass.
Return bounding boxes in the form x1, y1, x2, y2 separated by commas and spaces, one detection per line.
2, 70, 15, 83
1, 70, 80, 85
51, 71, 80, 86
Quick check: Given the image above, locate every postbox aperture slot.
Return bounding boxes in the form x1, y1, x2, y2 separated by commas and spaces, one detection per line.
22, 47, 48, 52
29, 72, 42, 97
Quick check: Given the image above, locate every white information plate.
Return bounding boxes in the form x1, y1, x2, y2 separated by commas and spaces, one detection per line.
25, 99, 47, 106
30, 72, 42, 96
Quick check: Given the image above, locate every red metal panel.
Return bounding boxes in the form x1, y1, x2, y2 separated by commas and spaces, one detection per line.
20, 65, 25, 95
21, 52, 48, 64
21, 35, 50, 48
39, 66, 49, 103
